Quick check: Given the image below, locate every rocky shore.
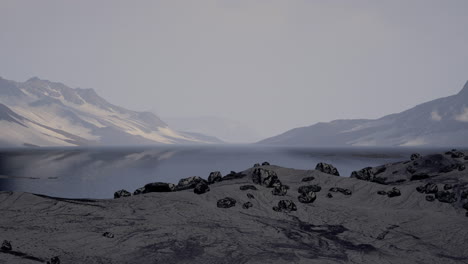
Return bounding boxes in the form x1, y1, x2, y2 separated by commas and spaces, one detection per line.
1, 150, 468, 263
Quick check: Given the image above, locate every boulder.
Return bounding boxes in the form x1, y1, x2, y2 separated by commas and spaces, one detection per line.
217, 197, 236, 208
273, 200, 297, 212
242, 202, 253, 209
272, 185, 288, 196
410, 153, 422, 160
194, 182, 210, 194
315, 162, 340, 176
298, 191, 317, 204
141, 182, 176, 193
176, 176, 207, 191
387, 187, 401, 198
426, 195, 435, 202
298, 185, 322, 194
435, 191, 457, 203
377, 191, 387, 195
47, 257, 61, 264
252, 168, 282, 188
240, 185, 258, 191
329, 187, 352, 196
1, 240, 12, 251
301, 176, 315, 182
247, 193, 255, 199
424, 183, 438, 194
440, 164, 458, 173
208, 171, 222, 184
102, 232, 114, 238
114, 189, 131, 199
262, 162, 270, 166
222, 171, 246, 181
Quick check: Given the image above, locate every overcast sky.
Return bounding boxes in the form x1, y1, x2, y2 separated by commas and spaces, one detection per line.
1, 0, 468, 142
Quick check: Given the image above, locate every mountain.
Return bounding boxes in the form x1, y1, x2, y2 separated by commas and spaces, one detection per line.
0, 76, 221, 147
259, 81, 468, 147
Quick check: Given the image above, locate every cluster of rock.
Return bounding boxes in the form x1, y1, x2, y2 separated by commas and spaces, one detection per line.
416, 182, 459, 204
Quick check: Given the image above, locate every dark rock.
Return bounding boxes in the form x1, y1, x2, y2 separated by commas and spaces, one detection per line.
443, 184, 453, 190
1, 240, 12, 251
262, 162, 270, 166
329, 187, 352, 195
451, 151, 465, 159
240, 185, 257, 191
435, 191, 457, 203
424, 183, 438, 194
298, 185, 322, 194
326, 193, 333, 198
351, 167, 386, 183
222, 171, 247, 181
459, 164, 466, 171
242, 202, 253, 209
425, 195, 435, 202
252, 168, 282, 188
102, 232, 114, 238
406, 166, 416, 174
114, 189, 131, 199
465, 156, 468, 160
410, 173, 430, 181
253, 163, 261, 167
247, 193, 255, 199
301, 176, 315, 182
142, 182, 176, 193
176, 176, 207, 191
462, 202, 468, 210
47, 256, 61, 264
461, 191, 468, 200
208, 171, 222, 184
273, 200, 297, 212
298, 191, 317, 204
217, 197, 237, 208
272, 185, 288, 196
194, 182, 210, 194
411, 153, 422, 160
387, 187, 401, 198
416, 186, 426, 193
377, 191, 387, 195
315, 162, 340, 176
133, 187, 145, 195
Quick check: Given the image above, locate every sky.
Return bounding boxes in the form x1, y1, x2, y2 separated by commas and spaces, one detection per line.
1, 0, 468, 142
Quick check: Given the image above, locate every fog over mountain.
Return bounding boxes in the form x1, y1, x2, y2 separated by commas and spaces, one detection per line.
0, 76, 221, 147
259, 81, 468, 147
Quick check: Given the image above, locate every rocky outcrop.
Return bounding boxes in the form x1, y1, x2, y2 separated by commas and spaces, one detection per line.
217, 197, 236, 208
298, 191, 317, 204
273, 200, 297, 212
271, 185, 288, 196
114, 189, 131, 199
176, 176, 207, 191
252, 168, 282, 188
194, 182, 210, 194
208, 171, 222, 184
315, 163, 340, 176
240, 185, 257, 191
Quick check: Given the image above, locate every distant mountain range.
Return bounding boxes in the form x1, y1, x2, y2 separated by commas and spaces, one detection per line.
0, 76, 222, 147
259, 81, 468, 147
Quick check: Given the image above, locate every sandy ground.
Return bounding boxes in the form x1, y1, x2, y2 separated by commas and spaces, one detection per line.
1, 151, 467, 263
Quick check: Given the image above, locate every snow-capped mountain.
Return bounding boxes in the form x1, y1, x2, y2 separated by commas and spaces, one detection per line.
259, 81, 468, 147
0, 76, 221, 147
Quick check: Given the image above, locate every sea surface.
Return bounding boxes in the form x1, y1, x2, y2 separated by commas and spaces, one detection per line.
0, 145, 448, 198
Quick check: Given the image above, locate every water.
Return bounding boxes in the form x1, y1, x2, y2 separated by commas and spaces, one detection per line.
0, 145, 446, 199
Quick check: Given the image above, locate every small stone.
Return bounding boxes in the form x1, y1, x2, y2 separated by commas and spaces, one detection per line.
240, 185, 257, 191
273, 200, 297, 212
425, 195, 435, 202
272, 185, 288, 196
416, 186, 426, 193
176, 176, 207, 191
459, 164, 466, 171
252, 168, 281, 188
102, 232, 114, 238
326, 193, 333, 198
114, 189, 131, 199
247, 193, 255, 199
301, 176, 315, 182
47, 256, 61, 264
262, 162, 270, 166
217, 197, 237, 208
329, 187, 352, 195
1, 240, 12, 251
387, 187, 401, 198
298, 191, 317, 204
377, 191, 387, 195
194, 182, 210, 194
242, 202, 253, 209
410, 173, 430, 181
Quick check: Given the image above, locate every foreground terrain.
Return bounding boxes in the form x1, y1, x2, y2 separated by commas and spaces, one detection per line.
1, 150, 467, 263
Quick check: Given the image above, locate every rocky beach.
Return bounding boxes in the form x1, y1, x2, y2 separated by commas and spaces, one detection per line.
1, 150, 468, 263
